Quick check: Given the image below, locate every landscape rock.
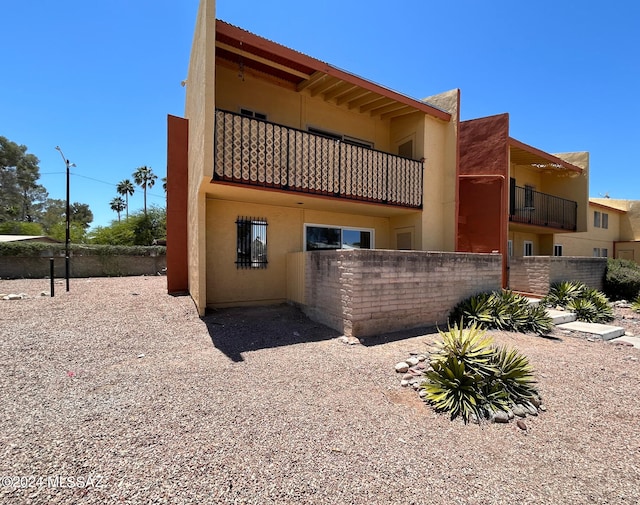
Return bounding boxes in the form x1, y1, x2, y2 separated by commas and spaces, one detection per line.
516, 420, 528, 431
400, 379, 410, 387
395, 362, 410, 373
493, 411, 509, 423
406, 357, 420, 366
512, 405, 527, 418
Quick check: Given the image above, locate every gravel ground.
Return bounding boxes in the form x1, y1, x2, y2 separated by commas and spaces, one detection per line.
1, 276, 639, 505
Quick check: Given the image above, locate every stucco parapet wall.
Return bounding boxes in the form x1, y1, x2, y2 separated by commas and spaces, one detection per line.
303, 249, 502, 337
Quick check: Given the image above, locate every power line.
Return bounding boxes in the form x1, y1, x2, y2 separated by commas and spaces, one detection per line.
39, 172, 166, 199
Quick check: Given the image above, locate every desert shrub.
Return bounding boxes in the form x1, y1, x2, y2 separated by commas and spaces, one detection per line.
604, 258, 640, 301
542, 281, 587, 308
632, 295, 640, 313
449, 291, 553, 335
421, 323, 538, 424
543, 281, 613, 324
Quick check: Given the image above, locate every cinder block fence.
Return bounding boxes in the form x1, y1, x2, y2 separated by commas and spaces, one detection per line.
300, 250, 502, 337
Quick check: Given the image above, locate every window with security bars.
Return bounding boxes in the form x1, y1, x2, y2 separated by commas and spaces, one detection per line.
236, 217, 268, 269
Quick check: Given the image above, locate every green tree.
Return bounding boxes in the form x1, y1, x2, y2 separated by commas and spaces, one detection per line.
87, 206, 165, 246
116, 179, 135, 219
0, 136, 46, 223
39, 199, 93, 234
132, 166, 157, 216
0, 220, 44, 236
110, 196, 126, 222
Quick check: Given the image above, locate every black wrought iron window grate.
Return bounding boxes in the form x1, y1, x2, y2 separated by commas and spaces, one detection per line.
236, 217, 268, 269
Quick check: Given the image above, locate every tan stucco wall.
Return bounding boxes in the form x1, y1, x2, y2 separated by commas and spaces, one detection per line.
554, 202, 622, 257
592, 199, 640, 241
420, 89, 460, 252
205, 198, 393, 307
508, 230, 540, 257
184, 0, 216, 314
552, 152, 590, 233
215, 65, 396, 152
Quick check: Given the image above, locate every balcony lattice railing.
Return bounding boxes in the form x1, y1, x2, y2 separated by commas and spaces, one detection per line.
509, 184, 577, 231
213, 109, 423, 208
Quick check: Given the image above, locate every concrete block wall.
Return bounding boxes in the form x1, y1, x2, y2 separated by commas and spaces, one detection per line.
0, 254, 166, 279
303, 250, 502, 337
509, 256, 606, 294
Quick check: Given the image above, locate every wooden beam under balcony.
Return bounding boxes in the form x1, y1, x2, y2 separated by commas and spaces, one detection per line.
335, 87, 371, 106
323, 82, 358, 101
359, 97, 395, 113
381, 107, 417, 120
348, 92, 385, 110
215, 41, 313, 80
309, 76, 343, 97
296, 71, 326, 92
368, 101, 409, 117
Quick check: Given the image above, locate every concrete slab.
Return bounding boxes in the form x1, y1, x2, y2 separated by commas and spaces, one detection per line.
557, 321, 625, 340
546, 309, 576, 325
608, 335, 640, 350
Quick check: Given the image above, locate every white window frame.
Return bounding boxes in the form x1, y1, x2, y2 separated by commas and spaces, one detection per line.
524, 241, 533, 257
303, 223, 375, 252
553, 244, 563, 257
239, 108, 267, 120
594, 211, 601, 228
507, 240, 513, 258
593, 248, 600, 257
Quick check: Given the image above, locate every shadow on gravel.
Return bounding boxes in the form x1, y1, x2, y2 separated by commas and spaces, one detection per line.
359, 325, 439, 347
201, 304, 340, 362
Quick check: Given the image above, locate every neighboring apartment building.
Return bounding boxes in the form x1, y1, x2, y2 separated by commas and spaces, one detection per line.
167, 0, 460, 315
556, 199, 640, 262
167, 0, 599, 325
456, 113, 590, 287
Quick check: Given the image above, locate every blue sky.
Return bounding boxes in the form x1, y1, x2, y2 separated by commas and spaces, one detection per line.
3, 1, 639, 229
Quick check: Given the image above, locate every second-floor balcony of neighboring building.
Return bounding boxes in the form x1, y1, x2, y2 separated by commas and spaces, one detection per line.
213, 109, 424, 208
509, 184, 577, 231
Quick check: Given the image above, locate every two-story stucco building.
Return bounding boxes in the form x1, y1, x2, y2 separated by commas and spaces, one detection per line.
166, 0, 603, 336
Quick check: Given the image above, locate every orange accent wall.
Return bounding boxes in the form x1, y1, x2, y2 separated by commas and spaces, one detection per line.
457, 114, 510, 287
166, 115, 189, 294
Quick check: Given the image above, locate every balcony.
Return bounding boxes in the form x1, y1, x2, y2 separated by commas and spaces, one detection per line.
213, 109, 423, 208
509, 185, 577, 231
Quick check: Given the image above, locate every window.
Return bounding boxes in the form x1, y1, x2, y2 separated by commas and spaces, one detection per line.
307, 127, 374, 149
240, 108, 267, 121
593, 248, 601, 257
236, 217, 268, 269
524, 185, 535, 208
594, 211, 601, 228
305, 225, 373, 251
398, 140, 414, 159
602, 213, 609, 229
507, 240, 513, 258
524, 241, 533, 257
602, 248, 608, 257
553, 244, 563, 257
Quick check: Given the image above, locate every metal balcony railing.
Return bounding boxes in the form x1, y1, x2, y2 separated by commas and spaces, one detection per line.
509, 185, 577, 231
213, 109, 423, 208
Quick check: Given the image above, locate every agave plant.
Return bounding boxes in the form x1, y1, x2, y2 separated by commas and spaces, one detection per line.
580, 288, 614, 322
566, 298, 599, 323
542, 281, 587, 308
421, 323, 540, 424
632, 295, 640, 314
491, 345, 538, 408
449, 292, 495, 329
449, 291, 552, 335
525, 303, 555, 335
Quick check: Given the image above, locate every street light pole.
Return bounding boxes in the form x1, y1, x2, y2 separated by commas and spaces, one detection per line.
55, 146, 75, 292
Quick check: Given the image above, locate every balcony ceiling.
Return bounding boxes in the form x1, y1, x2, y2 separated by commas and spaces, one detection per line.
509, 138, 583, 175
215, 20, 450, 122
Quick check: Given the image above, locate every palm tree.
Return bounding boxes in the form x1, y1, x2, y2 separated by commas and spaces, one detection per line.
116, 179, 135, 219
110, 196, 126, 222
132, 166, 157, 216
